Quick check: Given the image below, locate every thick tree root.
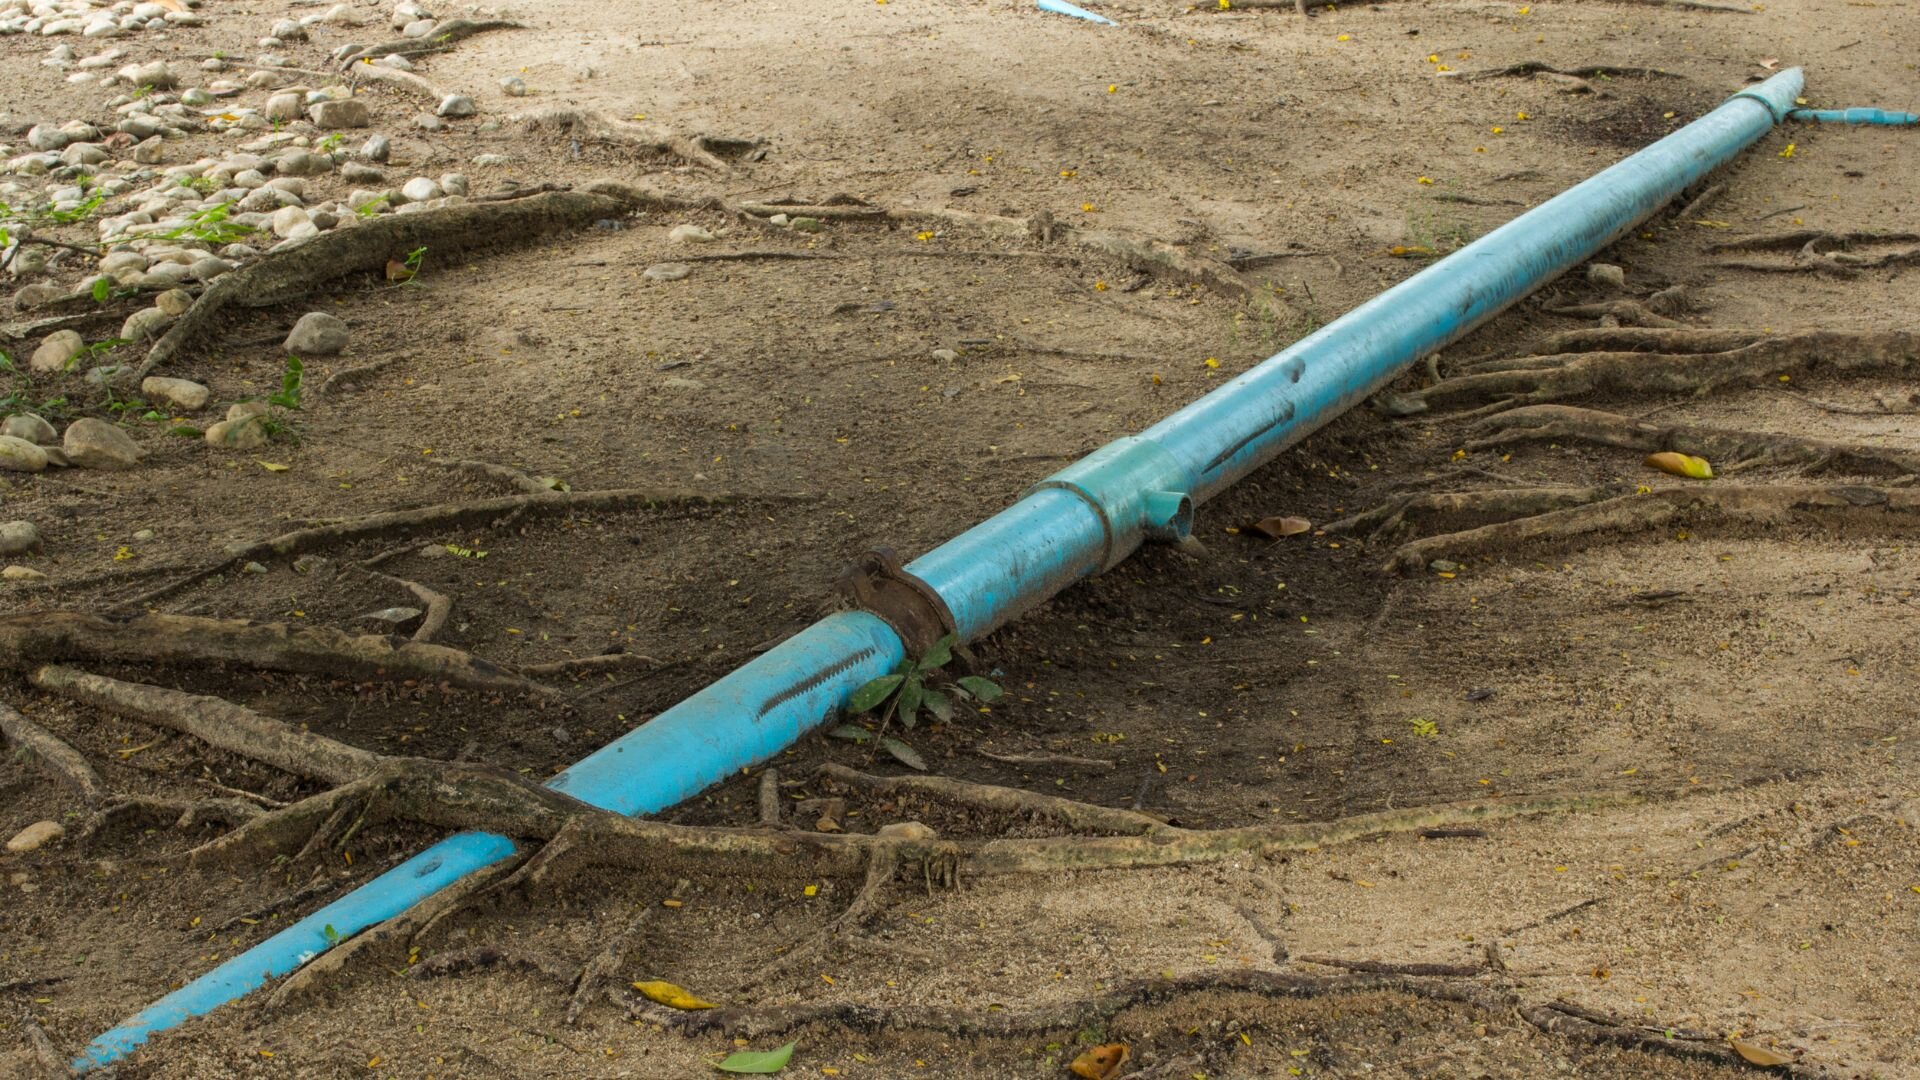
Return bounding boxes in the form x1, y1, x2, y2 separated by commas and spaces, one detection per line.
1469, 404, 1920, 476
138, 190, 632, 376
1322, 486, 1627, 541
337, 19, 523, 66
28, 665, 379, 785
0, 701, 104, 801
0, 613, 554, 699
77, 794, 261, 846
1379, 330, 1920, 414
818, 762, 1168, 836
1712, 230, 1920, 276
516, 110, 751, 173
1386, 485, 1920, 572
437, 457, 556, 495
659, 970, 1511, 1039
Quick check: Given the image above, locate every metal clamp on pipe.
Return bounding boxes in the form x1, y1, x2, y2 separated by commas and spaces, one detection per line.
1028, 436, 1194, 570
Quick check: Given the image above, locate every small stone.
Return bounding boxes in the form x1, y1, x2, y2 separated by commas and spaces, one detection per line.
413, 114, 447, 133
12, 283, 66, 312
274, 149, 331, 177
668, 224, 715, 244
121, 306, 172, 341
153, 289, 194, 317
768, 213, 789, 227
189, 256, 234, 281
789, 216, 824, 234
438, 172, 468, 197
400, 176, 442, 203
270, 19, 308, 41
360, 134, 390, 162
6, 821, 64, 853
2, 414, 57, 444
661, 376, 704, 390
132, 529, 154, 541
402, 17, 437, 37
930, 348, 959, 363
340, 162, 383, 183
241, 560, 268, 574
204, 414, 270, 449
3, 565, 47, 582
309, 98, 371, 128
499, 76, 527, 97
1429, 559, 1464, 574
271, 205, 312, 238
141, 376, 209, 411
642, 262, 692, 282
227, 401, 271, 421
64, 417, 143, 469
373, 54, 414, 71
29, 329, 85, 373
876, 821, 937, 841
130, 135, 164, 164
0, 520, 41, 554
1586, 263, 1626, 290
285, 311, 349, 354
0, 438, 46, 470
436, 94, 476, 118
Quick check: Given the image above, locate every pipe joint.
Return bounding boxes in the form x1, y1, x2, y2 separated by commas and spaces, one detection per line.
1029, 437, 1193, 569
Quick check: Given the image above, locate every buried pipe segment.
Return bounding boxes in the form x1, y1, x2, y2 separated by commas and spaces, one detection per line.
75, 67, 1805, 1071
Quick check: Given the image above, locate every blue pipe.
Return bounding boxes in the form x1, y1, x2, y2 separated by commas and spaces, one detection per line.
1036, 0, 1117, 25
76, 67, 1805, 1072
1788, 107, 1918, 126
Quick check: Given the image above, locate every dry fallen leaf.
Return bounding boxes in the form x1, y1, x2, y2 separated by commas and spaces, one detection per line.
1068, 1043, 1130, 1080
1247, 515, 1312, 539
629, 980, 717, 1010
1729, 1039, 1794, 1067
1758, 57, 1780, 70
1644, 452, 1713, 480
384, 259, 416, 282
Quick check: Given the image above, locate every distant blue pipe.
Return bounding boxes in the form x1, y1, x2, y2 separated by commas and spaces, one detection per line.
76, 67, 1806, 1072
1788, 107, 1918, 126
1036, 0, 1117, 25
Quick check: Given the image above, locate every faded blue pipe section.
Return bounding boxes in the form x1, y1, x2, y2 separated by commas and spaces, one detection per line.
1036, 0, 1117, 25
1788, 107, 1918, 126
78, 68, 1805, 1072
74, 612, 904, 1070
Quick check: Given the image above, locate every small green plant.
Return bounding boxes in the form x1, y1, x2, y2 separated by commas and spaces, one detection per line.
321, 923, 341, 945
64, 337, 130, 373
316, 132, 345, 154
838, 634, 1001, 770
402, 245, 427, 275
141, 201, 254, 245
355, 193, 391, 218
131, 83, 155, 100
176, 175, 220, 194
268, 354, 303, 411
90, 278, 113, 304
1409, 717, 1439, 738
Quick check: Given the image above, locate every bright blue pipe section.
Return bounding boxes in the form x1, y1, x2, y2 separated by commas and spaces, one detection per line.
75, 611, 903, 1071
1147, 68, 1805, 501
81, 69, 1805, 1073
1788, 107, 1918, 126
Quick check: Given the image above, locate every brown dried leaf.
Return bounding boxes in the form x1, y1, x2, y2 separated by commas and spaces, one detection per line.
1247, 515, 1312, 539
1729, 1039, 1794, 1067
384, 259, 416, 282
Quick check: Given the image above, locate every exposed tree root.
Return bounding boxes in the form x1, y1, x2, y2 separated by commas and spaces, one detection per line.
1522, 1003, 1815, 1076
1295, 955, 1486, 977
661, 970, 1510, 1039
976, 748, 1116, 771
24, 1019, 67, 1080
28, 664, 380, 785
1673, 181, 1727, 221
1386, 485, 1920, 572
77, 793, 261, 846
1323, 486, 1626, 541
347, 566, 452, 643
818, 762, 1167, 836
1378, 330, 1920, 414
337, 19, 524, 66
317, 356, 398, 396
758, 769, 782, 826
409, 944, 576, 985
0, 701, 104, 801
1459, 62, 1680, 82
738, 201, 887, 222
730, 850, 897, 994
566, 878, 689, 1024
138, 190, 632, 377
517, 110, 752, 173
1518, 326, 1770, 359
346, 62, 449, 102
438, 458, 560, 495
1712, 230, 1920, 276
1469, 404, 1920, 476
117, 486, 745, 611
516, 653, 661, 678
1545, 300, 1684, 328
0, 613, 554, 699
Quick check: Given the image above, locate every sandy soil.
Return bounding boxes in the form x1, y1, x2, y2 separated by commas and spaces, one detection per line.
2, 0, 1917, 1077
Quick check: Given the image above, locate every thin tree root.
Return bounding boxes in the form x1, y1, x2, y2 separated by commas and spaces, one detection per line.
1378, 330, 1920, 414
346, 566, 453, 643
729, 849, 898, 994
516, 109, 754, 173
758, 769, 782, 827
77, 794, 261, 846
1459, 62, 1682, 82
28, 664, 379, 785
1294, 955, 1487, 977
1521, 1004, 1815, 1076
516, 653, 662, 677
346, 62, 449, 102
1711, 230, 1920, 276
24, 1019, 68, 1080
1386, 485, 1920, 572
316, 356, 398, 396
438, 458, 559, 495
1322, 486, 1627, 541
566, 878, 690, 1024
138, 190, 632, 377
0, 613, 554, 699
663, 970, 1512, 1039
975, 748, 1116, 771
338, 19, 524, 66
1673, 181, 1727, 221
410, 945, 576, 985
817, 762, 1168, 836
1469, 404, 1920, 476
0, 701, 104, 801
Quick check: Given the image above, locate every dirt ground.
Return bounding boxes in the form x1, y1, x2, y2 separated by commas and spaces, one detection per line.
2, 0, 1917, 1077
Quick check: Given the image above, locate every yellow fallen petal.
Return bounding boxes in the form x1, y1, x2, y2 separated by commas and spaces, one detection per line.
630, 980, 717, 1010
1644, 452, 1713, 479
